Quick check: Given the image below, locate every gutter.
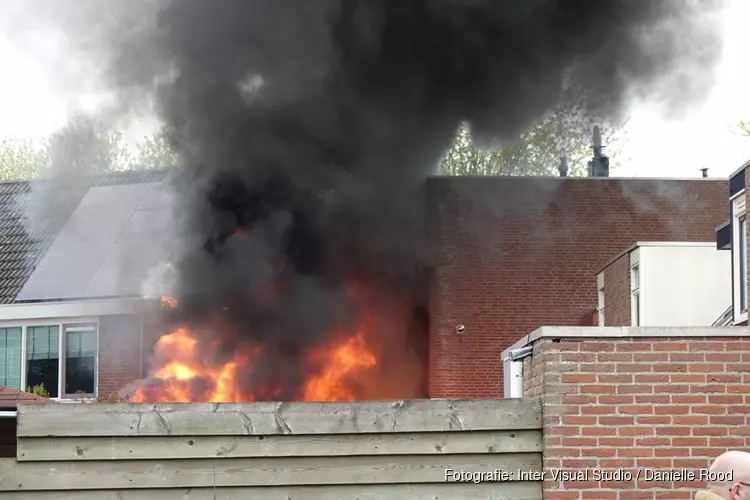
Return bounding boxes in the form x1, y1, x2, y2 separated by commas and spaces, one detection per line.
501, 346, 534, 399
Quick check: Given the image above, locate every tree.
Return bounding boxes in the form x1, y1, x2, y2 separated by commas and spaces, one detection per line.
133, 126, 179, 170
46, 112, 134, 176
0, 137, 49, 181
0, 117, 178, 182
440, 82, 627, 177
737, 121, 750, 138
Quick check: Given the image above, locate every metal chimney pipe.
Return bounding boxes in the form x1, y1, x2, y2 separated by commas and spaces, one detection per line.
587, 125, 609, 178
700, 168, 708, 178
592, 125, 602, 159
558, 156, 568, 177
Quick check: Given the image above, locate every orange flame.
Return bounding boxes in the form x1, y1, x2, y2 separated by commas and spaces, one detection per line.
160, 295, 179, 308
131, 327, 257, 403
131, 317, 379, 403
303, 331, 377, 401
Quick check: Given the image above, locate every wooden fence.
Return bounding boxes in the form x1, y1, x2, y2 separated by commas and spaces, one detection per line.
0, 398, 543, 499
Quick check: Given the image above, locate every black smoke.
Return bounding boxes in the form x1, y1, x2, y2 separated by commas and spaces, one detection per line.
101, 0, 722, 399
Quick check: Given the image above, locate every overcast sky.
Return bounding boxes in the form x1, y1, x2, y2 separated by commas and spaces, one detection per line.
0, 1, 748, 179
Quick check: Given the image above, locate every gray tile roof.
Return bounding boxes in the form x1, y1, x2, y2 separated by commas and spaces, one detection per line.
0, 169, 168, 304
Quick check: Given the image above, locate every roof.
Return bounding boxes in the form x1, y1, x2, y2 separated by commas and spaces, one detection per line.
0, 169, 168, 304
0, 386, 54, 409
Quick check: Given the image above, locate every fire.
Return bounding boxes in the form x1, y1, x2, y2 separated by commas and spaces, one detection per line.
160, 295, 179, 308
131, 312, 380, 403
131, 327, 252, 403
131, 282, 429, 404
303, 331, 377, 401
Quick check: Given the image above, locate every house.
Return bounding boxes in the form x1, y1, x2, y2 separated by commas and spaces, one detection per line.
595, 241, 730, 327
0, 170, 170, 400
491, 159, 750, 498
428, 175, 728, 397
715, 158, 750, 325
0, 166, 731, 402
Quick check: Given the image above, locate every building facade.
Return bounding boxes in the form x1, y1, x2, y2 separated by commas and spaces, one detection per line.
715, 159, 750, 326
596, 242, 731, 328
0, 171, 732, 401
0, 171, 169, 400
428, 176, 727, 398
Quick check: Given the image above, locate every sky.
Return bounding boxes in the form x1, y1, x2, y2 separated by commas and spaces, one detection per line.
0, 1, 748, 179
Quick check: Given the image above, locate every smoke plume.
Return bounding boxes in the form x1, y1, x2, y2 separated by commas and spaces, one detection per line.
83, 0, 723, 399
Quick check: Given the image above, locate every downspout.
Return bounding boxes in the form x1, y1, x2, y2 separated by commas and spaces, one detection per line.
502, 346, 534, 398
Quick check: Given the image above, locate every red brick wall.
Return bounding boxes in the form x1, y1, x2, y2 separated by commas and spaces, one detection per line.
428, 178, 728, 398
96, 312, 166, 399
602, 252, 632, 327
140, 313, 164, 379
97, 314, 145, 398
526, 335, 750, 500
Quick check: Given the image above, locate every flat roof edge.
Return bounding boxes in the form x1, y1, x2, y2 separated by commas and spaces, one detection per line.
729, 158, 750, 180
597, 241, 719, 274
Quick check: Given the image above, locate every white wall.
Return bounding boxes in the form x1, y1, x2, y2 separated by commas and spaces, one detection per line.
637, 243, 731, 327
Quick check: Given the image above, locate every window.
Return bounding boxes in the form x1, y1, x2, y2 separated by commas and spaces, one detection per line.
0, 327, 22, 389
26, 326, 60, 397
733, 194, 748, 324
0, 321, 97, 398
740, 216, 747, 313
631, 264, 640, 326
64, 324, 97, 395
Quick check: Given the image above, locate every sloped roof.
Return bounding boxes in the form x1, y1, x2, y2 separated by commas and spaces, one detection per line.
0, 385, 54, 409
0, 169, 168, 304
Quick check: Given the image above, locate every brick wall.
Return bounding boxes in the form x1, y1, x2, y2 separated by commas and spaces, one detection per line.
97, 314, 145, 398
140, 313, 165, 379
428, 177, 728, 398
602, 253, 631, 327
523, 331, 750, 500
96, 311, 167, 399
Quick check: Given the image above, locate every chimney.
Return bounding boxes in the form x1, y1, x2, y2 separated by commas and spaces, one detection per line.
587, 125, 610, 177
558, 156, 569, 177
700, 167, 709, 178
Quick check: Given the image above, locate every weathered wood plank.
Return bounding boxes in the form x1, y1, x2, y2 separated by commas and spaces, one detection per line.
17, 429, 542, 461
17, 398, 542, 437
0, 482, 543, 499
0, 452, 541, 491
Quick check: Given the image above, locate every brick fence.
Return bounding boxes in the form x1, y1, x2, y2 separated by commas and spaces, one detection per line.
510, 326, 750, 500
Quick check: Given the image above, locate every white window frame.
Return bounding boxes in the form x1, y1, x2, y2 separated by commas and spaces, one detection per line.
733, 193, 748, 325
597, 273, 605, 326
630, 263, 640, 327
0, 316, 100, 401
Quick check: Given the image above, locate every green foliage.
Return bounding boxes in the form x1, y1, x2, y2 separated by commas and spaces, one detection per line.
47, 112, 135, 176
738, 121, 750, 138
26, 383, 50, 398
0, 118, 179, 182
440, 82, 627, 177
0, 137, 49, 181
133, 126, 179, 170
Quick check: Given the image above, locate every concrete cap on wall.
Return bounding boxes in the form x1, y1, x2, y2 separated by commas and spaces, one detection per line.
501, 325, 750, 360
